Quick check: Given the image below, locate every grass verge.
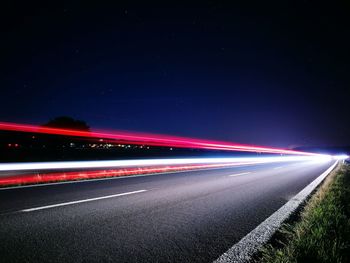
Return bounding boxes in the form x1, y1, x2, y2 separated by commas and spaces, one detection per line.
258, 164, 350, 263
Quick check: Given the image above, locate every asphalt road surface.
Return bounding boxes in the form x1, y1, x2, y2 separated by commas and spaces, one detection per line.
0, 159, 335, 262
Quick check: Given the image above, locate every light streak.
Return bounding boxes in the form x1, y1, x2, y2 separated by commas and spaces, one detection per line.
0, 156, 331, 172
332, 154, 349, 160
0, 121, 322, 155
0, 163, 245, 186
0, 156, 332, 187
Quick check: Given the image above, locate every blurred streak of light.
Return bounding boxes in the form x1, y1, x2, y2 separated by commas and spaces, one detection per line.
332, 154, 349, 160
0, 155, 332, 187
0, 163, 250, 186
0, 156, 332, 172
0, 121, 322, 156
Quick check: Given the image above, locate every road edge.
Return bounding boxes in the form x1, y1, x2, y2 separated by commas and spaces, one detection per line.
214, 160, 338, 263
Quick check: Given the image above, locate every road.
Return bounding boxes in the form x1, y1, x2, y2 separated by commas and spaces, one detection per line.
0, 159, 335, 262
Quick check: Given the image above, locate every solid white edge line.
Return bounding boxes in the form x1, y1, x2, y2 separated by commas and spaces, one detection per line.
228, 172, 251, 177
214, 160, 338, 263
21, 189, 147, 212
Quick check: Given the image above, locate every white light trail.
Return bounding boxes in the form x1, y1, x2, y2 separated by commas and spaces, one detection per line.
332, 154, 349, 160
0, 155, 332, 172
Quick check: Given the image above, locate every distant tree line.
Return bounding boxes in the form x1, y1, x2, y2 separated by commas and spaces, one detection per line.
42, 116, 90, 131
0, 116, 90, 149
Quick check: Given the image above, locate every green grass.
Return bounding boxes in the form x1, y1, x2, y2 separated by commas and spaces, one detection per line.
258, 164, 350, 263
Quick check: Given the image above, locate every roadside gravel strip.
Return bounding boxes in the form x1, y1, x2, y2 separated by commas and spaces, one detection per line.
214, 160, 338, 263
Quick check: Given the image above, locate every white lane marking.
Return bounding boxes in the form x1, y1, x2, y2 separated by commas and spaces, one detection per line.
228, 172, 251, 177
214, 161, 338, 263
21, 189, 147, 212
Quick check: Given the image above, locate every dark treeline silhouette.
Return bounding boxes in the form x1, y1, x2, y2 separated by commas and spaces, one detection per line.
0, 116, 92, 155
38, 116, 90, 149
42, 116, 90, 131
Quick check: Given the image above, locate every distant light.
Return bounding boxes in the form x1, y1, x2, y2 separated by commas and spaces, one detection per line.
333, 154, 349, 160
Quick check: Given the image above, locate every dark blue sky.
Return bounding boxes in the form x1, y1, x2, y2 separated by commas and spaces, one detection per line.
1, 1, 349, 147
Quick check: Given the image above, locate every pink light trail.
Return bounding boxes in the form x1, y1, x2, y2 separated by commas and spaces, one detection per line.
0, 121, 318, 156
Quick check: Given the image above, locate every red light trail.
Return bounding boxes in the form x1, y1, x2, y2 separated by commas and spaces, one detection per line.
0, 121, 320, 155
0, 162, 254, 187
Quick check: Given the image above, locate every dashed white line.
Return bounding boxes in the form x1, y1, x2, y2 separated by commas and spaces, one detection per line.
273, 166, 283, 170
228, 172, 251, 177
21, 189, 147, 212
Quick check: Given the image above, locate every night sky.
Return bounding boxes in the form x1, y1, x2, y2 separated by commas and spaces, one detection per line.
1, 1, 349, 148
